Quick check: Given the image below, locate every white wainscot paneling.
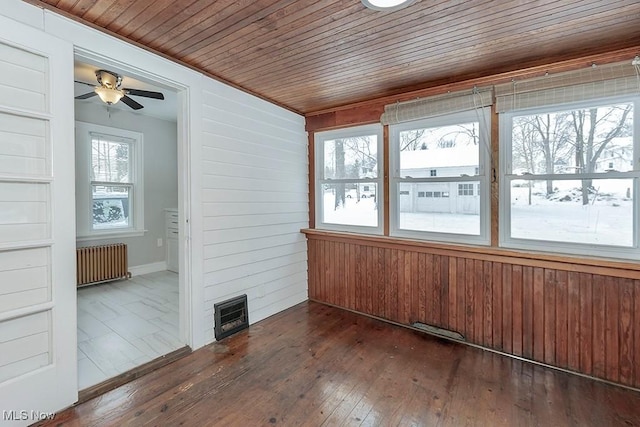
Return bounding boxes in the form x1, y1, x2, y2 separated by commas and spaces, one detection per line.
0, 42, 46, 112
0, 247, 50, 313
0, 311, 49, 383
0, 112, 47, 175
0, 182, 49, 244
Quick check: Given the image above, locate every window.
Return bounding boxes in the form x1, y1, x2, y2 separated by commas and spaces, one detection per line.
390, 110, 490, 244
76, 122, 144, 239
458, 183, 474, 196
315, 124, 383, 233
91, 137, 132, 230
501, 98, 638, 259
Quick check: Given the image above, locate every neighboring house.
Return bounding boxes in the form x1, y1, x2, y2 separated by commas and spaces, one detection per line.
594, 137, 633, 172
399, 146, 480, 214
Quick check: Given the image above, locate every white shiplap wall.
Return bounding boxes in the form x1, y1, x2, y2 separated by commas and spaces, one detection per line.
201, 79, 308, 341
3, 0, 311, 351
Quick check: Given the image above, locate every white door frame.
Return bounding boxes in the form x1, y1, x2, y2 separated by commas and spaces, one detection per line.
74, 47, 196, 348
44, 3, 205, 351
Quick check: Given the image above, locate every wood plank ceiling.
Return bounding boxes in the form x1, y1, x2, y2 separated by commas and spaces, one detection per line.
26, 0, 640, 114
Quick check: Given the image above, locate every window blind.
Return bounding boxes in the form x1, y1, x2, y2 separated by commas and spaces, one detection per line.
495, 61, 640, 113
380, 87, 493, 125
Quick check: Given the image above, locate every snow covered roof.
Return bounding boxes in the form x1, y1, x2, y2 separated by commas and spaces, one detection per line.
608, 136, 632, 148
400, 146, 479, 169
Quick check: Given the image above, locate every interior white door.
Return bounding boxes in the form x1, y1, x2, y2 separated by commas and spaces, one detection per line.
0, 15, 77, 426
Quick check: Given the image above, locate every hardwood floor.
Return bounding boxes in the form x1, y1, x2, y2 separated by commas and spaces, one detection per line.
43, 301, 640, 426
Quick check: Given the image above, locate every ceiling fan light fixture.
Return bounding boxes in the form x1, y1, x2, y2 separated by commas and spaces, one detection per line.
361, 0, 414, 11
94, 86, 124, 105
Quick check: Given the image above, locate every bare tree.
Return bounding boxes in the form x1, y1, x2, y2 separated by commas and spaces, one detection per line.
512, 118, 540, 174
334, 139, 346, 210
527, 112, 573, 195
399, 129, 426, 151
91, 139, 130, 184
341, 136, 378, 202
571, 104, 632, 204
400, 123, 478, 152
512, 119, 544, 205
446, 123, 479, 146
343, 136, 377, 171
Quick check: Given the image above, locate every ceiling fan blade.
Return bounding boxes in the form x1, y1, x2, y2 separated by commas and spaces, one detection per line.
74, 80, 96, 87
123, 88, 164, 100
75, 92, 98, 100
121, 95, 144, 110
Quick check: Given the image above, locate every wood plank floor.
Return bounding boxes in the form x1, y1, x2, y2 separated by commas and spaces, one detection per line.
41, 301, 640, 426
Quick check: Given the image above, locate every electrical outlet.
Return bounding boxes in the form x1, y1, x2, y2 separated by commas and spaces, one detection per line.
157, 238, 163, 247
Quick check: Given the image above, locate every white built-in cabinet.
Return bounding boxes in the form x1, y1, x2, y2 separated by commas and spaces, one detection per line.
165, 208, 179, 272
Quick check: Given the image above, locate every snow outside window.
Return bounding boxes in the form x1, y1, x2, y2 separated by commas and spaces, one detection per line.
91, 137, 133, 230
500, 97, 639, 260
76, 122, 144, 239
389, 110, 491, 245
315, 124, 383, 234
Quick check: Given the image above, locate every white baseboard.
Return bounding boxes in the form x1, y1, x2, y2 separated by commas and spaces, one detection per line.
129, 261, 167, 277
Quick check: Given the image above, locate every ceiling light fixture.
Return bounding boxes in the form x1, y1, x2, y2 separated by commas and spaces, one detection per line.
361, 0, 415, 11
94, 86, 124, 105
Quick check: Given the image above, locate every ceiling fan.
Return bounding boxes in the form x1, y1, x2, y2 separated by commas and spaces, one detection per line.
75, 69, 164, 110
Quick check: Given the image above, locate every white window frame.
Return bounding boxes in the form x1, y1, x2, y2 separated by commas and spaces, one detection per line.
314, 124, 384, 234
389, 110, 491, 245
76, 121, 145, 240
499, 95, 639, 260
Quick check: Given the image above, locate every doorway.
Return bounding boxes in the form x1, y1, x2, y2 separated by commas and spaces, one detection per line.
72, 56, 189, 391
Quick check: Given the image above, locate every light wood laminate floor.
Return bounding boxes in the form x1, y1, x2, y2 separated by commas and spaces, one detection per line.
77, 271, 182, 390
47, 301, 640, 426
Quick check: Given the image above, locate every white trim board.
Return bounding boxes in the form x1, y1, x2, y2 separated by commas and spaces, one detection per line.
129, 261, 168, 277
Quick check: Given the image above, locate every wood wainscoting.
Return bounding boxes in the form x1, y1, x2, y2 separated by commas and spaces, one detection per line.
303, 229, 640, 389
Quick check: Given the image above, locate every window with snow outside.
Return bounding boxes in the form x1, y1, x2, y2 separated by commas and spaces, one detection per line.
501, 97, 638, 259
315, 124, 383, 234
389, 110, 491, 245
91, 136, 134, 231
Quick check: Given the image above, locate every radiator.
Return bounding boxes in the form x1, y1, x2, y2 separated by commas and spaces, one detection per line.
76, 244, 131, 287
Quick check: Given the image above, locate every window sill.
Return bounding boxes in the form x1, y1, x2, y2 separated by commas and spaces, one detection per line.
300, 228, 640, 277
76, 230, 146, 242
316, 223, 383, 236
